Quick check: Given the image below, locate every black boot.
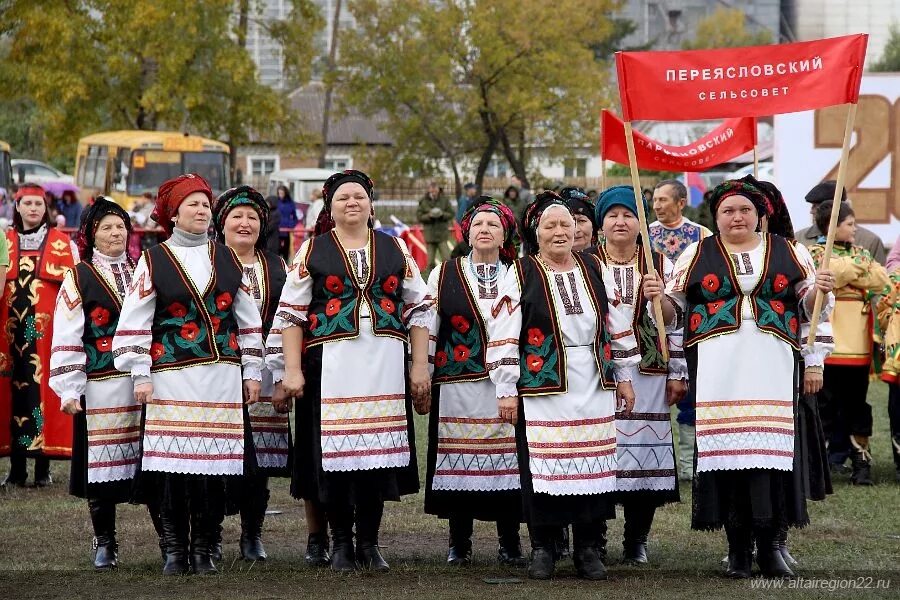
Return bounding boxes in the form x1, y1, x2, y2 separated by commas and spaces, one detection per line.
190, 509, 219, 575
597, 520, 608, 566
355, 501, 389, 572
147, 503, 167, 563
755, 526, 794, 578
209, 524, 223, 562
724, 524, 753, 579
1, 451, 27, 487
572, 522, 608, 580
892, 436, 900, 483
160, 507, 190, 576
526, 526, 556, 580
774, 525, 798, 567
447, 516, 473, 566
327, 505, 357, 572
496, 518, 526, 567
305, 531, 331, 567
622, 503, 655, 565
553, 526, 571, 562
239, 486, 269, 561
850, 436, 874, 486
33, 456, 52, 487
88, 499, 118, 570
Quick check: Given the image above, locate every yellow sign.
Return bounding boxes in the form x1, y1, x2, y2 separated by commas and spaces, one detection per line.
144, 151, 180, 164
162, 136, 204, 152
133, 155, 146, 169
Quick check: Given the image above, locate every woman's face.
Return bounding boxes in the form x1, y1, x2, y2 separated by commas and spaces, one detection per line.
93, 214, 128, 257
601, 206, 640, 246
277, 187, 286, 199
17, 195, 46, 229
834, 215, 857, 244
330, 182, 372, 230
715, 195, 759, 242
468, 210, 504, 254
537, 206, 574, 257
223, 206, 261, 250
173, 192, 212, 234
572, 214, 594, 251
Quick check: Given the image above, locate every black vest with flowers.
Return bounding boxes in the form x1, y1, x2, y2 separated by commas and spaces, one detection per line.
73, 262, 125, 381
305, 230, 407, 348
145, 242, 244, 372
432, 259, 488, 384
516, 253, 616, 396
683, 233, 806, 349
257, 250, 287, 336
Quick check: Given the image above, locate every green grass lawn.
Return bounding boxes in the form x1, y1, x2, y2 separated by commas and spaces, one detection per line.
1, 384, 898, 599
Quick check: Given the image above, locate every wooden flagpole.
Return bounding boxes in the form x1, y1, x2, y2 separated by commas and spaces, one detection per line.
806, 102, 858, 348
753, 146, 759, 179
623, 120, 669, 361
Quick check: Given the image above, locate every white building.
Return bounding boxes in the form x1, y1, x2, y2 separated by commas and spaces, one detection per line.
792, 0, 900, 68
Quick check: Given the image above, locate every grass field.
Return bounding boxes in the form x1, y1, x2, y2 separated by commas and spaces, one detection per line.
1, 384, 898, 600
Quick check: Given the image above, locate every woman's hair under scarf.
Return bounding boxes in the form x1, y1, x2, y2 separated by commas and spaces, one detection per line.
77, 196, 132, 262
212, 185, 270, 249
460, 196, 520, 264
521, 190, 571, 256
707, 179, 772, 233
314, 169, 375, 236
738, 175, 794, 240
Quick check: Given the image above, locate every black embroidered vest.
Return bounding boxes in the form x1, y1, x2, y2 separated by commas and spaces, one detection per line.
145, 242, 244, 372
73, 262, 126, 380
516, 253, 616, 396
305, 230, 408, 348
432, 259, 489, 384
256, 250, 287, 337
684, 234, 806, 349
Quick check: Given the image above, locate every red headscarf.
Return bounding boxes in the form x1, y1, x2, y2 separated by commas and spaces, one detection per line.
14, 183, 47, 202
151, 173, 213, 233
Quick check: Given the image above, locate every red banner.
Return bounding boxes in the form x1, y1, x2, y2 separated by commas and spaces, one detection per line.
600, 110, 756, 172
615, 34, 867, 121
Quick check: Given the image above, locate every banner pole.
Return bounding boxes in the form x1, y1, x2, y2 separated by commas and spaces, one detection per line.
806, 102, 857, 349
624, 120, 669, 361
753, 146, 759, 179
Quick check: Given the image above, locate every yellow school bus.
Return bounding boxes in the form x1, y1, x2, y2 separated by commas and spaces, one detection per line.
74, 131, 230, 207
0, 140, 11, 193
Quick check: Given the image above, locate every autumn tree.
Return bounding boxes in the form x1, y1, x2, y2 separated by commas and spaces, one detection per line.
682, 7, 773, 50
871, 23, 900, 72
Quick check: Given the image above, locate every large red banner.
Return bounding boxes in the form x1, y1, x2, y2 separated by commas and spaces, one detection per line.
600, 110, 756, 172
615, 34, 867, 121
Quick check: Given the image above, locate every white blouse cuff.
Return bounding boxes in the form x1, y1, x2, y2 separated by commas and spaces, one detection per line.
243, 365, 263, 382
271, 369, 285, 384
407, 306, 436, 330
496, 383, 519, 399
667, 366, 689, 381
801, 352, 827, 368
132, 374, 152, 387
59, 395, 81, 408
614, 365, 637, 383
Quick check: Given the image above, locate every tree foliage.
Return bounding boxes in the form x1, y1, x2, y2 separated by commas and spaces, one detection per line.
682, 7, 772, 50
871, 23, 900, 72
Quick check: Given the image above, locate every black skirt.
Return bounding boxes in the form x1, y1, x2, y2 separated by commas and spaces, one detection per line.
68, 398, 133, 502
289, 344, 419, 506
796, 389, 833, 501
423, 385, 523, 522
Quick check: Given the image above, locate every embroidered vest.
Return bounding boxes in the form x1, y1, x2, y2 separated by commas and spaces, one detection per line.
256, 250, 287, 337
305, 230, 408, 348
6, 228, 76, 283
432, 259, 489, 384
593, 246, 668, 375
516, 253, 616, 396
684, 234, 806, 349
145, 242, 244, 372
73, 262, 127, 380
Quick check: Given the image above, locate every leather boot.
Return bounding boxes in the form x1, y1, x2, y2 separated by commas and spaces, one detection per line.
774, 525, 798, 567
447, 516, 473, 566
622, 504, 655, 565
33, 456, 52, 487
1, 451, 27, 487
209, 524, 223, 562
724, 523, 753, 579
755, 526, 794, 578
850, 435, 874, 486
89, 499, 118, 570
327, 505, 357, 572
526, 526, 556, 580
239, 486, 269, 561
305, 531, 331, 567
553, 526, 571, 562
355, 501, 389, 572
147, 502, 167, 563
572, 522, 608, 580
190, 508, 219, 575
160, 507, 190, 576
496, 518, 526, 567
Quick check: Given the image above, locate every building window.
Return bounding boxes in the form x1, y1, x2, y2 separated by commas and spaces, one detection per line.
486, 158, 509, 178
324, 156, 352, 171
564, 158, 587, 178
247, 155, 279, 177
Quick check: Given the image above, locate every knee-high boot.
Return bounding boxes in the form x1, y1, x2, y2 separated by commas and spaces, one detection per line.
88, 499, 118, 570
327, 504, 357, 572
572, 522, 607, 580
447, 515, 473, 566
496, 517, 526, 567
526, 524, 556, 580
755, 525, 794, 578
160, 502, 190, 576
774, 524, 798, 567
355, 501, 389, 572
623, 502, 656, 564
724, 523, 753, 579
189, 507, 220, 575
147, 501, 167, 562
240, 479, 269, 561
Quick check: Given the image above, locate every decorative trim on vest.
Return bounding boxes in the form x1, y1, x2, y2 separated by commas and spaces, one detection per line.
432, 259, 489, 384
73, 262, 127, 381
5, 228, 75, 283
257, 250, 287, 337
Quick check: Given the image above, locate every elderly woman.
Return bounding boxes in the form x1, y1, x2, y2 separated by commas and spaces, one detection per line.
487, 191, 640, 581
424, 197, 524, 567
210, 186, 291, 562
589, 186, 685, 566
267, 170, 433, 573
49, 198, 141, 570
560, 187, 597, 252
112, 174, 264, 576
0, 184, 78, 487
645, 179, 835, 579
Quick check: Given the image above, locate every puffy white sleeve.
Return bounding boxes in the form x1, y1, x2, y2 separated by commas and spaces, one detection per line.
112, 256, 155, 385
487, 266, 522, 399
600, 262, 640, 382
396, 237, 435, 330
660, 256, 687, 380
49, 270, 87, 405
792, 241, 835, 323
425, 264, 442, 377
265, 240, 313, 383
662, 241, 697, 316
235, 270, 264, 382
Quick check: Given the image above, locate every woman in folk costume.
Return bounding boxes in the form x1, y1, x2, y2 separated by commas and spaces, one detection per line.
877, 266, 900, 482
0, 183, 78, 487
588, 186, 685, 565
112, 174, 264, 576
560, 187, 597, 253
644, 179, 836, 579
211, 186, 291, 562
488, 191, 640, 581
424, 197, 525, 567
48, 198, 143, 570
267, 170, 433, 572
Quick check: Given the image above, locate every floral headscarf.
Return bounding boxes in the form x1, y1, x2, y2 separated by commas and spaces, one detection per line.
460, 196, 520, 264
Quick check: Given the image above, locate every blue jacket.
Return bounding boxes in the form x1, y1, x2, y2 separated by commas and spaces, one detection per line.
277, 198, 297, 236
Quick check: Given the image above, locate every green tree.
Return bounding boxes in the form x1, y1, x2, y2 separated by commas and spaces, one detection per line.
871, 23, 900, 72
682, 7, 772, 50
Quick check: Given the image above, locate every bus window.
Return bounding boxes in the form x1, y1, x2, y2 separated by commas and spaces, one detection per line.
128, 150, 181, 196
184, 152, 229, 193
91, 146, 108, 189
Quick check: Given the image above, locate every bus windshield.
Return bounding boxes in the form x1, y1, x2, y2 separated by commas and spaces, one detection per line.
128, 150, 229, 196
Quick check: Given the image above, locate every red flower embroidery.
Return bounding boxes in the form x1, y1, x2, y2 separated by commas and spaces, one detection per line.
210, 316, 221, 332
150, 342, 166, 361
707, 300, 724, 315
89, 307, 110, 327
603, 343, 612, 361
216, 292, 233, 311
434, 351, 448, 368
450, 315, 471, 334
526, 354, 544, 373
788, 317, 798, 334
453, 344, 470, 362
383, 275, 399, 294
527, 327, 545, 347
326, 299, 342, 316
325, 275, 345, 295
308, 314, 319, 331
180, 322, 200, 342
229, 332, 239, 351
690, 313, 703, 332
380, 298, 395, 314
167, 303, 188, 318
770, 300, 785, 315
95, 336, 113, 352
773, 273, 789, 293
702, 274, 720, 293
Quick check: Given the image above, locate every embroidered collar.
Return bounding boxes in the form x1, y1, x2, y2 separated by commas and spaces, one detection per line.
18, 223, 48, 251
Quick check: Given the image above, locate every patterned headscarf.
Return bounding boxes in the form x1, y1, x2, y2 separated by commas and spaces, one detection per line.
739, 175, 794, 239
151, 173, 213, 234
460, 196, 520, 264
707, 179, 772, 224
77, 196, 132, 261
314, 169, 375, 236
212, 185, 270, 249
522, 190, 571, 256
